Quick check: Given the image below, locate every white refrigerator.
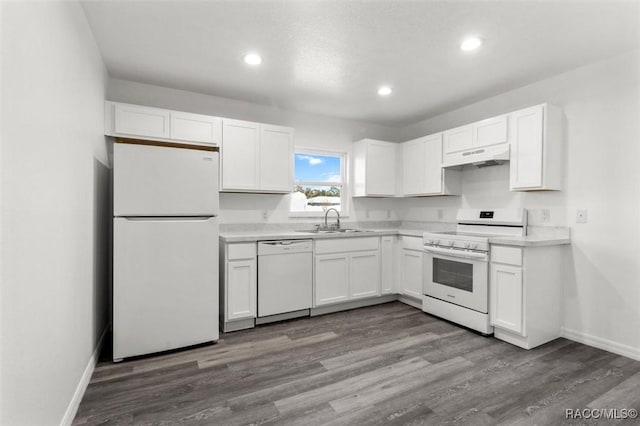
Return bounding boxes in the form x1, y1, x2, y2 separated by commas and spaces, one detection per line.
113, 141, 219, 361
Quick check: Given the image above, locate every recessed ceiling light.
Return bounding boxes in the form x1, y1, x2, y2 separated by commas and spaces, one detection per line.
378, 86, 393, 96
243, 52, 262, 66
460, 36, 483, 52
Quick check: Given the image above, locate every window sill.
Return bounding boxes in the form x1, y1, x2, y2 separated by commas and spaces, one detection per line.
288, 212, 350, 219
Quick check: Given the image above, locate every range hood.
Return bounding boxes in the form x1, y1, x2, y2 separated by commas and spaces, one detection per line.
442, 143, 510, 168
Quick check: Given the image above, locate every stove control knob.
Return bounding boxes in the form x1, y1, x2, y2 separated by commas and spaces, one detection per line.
470, 243, 478, 250
432, 239, 439, 245
464, 242, 471, 249
447, 240, 454, 247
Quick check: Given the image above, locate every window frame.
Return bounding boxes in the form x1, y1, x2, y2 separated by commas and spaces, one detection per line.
289, 147, 349, 218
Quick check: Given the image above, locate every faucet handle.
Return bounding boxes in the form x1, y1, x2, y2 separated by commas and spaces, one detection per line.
314, 223, 321, 231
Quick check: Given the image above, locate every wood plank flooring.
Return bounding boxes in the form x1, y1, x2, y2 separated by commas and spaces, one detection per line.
73, 302, 640, 425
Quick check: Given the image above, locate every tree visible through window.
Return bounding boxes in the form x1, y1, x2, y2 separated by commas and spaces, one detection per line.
290, 151, 345, 214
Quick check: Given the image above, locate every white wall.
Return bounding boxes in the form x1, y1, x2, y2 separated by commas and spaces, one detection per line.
399, 50, 640, 357
107, 78, 403, 224
1, 2, 109, 425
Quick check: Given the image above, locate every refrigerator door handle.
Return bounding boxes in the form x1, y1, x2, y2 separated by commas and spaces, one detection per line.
119, 216, 215, 222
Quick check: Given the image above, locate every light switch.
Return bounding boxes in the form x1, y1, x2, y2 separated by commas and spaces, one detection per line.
576, 209, 587, 224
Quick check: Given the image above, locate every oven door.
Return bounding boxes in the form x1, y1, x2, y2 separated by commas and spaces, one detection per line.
423, 246, 489, 313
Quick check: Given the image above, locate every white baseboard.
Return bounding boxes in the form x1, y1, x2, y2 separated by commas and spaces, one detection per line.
562, 327, 640, 361
60, 326, 109, 426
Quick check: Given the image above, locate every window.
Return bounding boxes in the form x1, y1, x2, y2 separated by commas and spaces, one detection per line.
290, 150, 347, 215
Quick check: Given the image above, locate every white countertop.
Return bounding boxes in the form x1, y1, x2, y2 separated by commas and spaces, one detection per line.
220, 228, 570, 246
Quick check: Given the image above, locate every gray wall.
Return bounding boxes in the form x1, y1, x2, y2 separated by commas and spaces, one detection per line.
0, 2, 110, 424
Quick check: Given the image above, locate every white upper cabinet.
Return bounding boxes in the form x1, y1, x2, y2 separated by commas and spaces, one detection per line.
401, 137, 426, 196
259, 124, 294, 192
113, 103, 170, 139
221, 119, 294, 193
170, 111, 222, 144
106, 102, 221, 146
473, 115, 508, 148
443, 124, 473, 154
442, 114, 510, 167
443, 115, 508, 155
221, 119, 260, 191
401, 133, 460, 197
509, 104, 563, 191
352, 139, 397, 197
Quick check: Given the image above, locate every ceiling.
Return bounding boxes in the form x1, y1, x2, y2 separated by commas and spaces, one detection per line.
81, 1, 640, 126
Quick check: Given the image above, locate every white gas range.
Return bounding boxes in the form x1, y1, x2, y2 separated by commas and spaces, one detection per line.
422, 209, 527, 334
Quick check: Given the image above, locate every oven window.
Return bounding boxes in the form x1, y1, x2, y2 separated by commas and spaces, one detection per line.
433, 258, 473, 292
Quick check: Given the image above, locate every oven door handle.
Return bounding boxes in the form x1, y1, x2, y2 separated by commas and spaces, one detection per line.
423, 246, 489, 261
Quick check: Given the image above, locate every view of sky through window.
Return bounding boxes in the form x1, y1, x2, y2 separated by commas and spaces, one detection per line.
294, 153, 341, 183
292, 152, 344, 213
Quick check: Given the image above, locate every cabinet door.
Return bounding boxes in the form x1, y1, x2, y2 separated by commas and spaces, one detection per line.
226, 259, 257, 321
443, 124, 473, 154
490, 264, 523, 335
170, 112, 221, 144
400, 249, 423, 299
222, 119, 260, 191
423, 134, 444, 195
114, 103, 170, 139
380, 236, 395, 294
315, 254, 349, 306
509, 106, 544, 190
350, 251, 380, 299
402, 138, 426, 196
259, 124, 293, 192
366, 141, 396, 196
473, 115, 508, 148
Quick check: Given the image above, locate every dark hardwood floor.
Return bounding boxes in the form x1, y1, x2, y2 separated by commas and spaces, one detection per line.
73, 302, 640, 425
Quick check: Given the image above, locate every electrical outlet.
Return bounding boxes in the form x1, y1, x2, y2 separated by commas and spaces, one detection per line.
437, 209, 443, 220
386, 210, 391, 219
261, 210, 268, 221
541, 209, 550, 224
576, 209, 587, 224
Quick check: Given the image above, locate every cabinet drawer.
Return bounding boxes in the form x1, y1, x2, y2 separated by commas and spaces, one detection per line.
227, 243, 257, 260
315, 237, 379, 254
491, 245, 522, 266
401, 236, 423, 251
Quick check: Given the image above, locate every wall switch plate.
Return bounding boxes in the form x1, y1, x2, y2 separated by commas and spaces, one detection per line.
541, 209, 550, 224
576, 209, 587, 223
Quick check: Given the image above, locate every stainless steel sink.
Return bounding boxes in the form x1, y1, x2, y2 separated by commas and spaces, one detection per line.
296, 228, 366, 234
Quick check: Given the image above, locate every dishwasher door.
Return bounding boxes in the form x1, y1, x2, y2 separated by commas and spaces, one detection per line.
258, 240, 313, 317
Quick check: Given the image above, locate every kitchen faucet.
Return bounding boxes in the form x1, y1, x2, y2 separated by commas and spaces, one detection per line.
324, 208, 340, 229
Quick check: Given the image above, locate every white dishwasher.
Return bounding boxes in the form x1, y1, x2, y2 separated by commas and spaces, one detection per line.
257, 240, 313, 319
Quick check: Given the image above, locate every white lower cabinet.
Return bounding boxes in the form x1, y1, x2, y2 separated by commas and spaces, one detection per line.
226, 259, 257, 320
380, 236, 396, 294
220, 242, 257, 331
315, 254, 350, 306
400, 250, 423, 298
490, 263, 523, 334
399, 236, 423, 299
314, 237, 381, 307
490, 244, 562, 349
350, 252, 380, 299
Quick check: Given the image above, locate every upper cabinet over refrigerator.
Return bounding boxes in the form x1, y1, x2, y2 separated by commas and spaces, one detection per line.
105, 101, 222, 146
113, 142, 219, 216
